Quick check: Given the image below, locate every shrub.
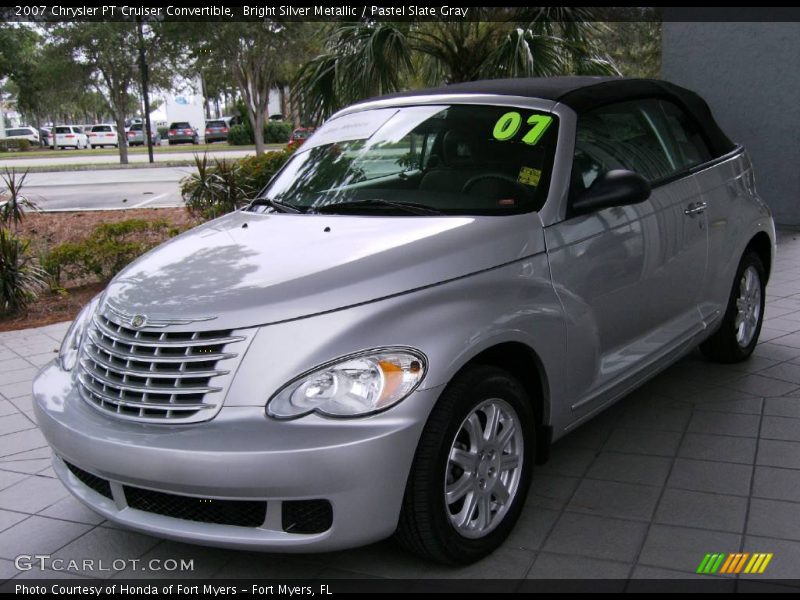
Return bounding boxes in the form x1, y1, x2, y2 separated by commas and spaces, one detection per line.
227, 124, 253, 146
0, 167, 43, 314
181, 150, 294, 219
181, 154, 254, 219
264, 120, 293, 143
237, 149, 294, 192
42, 218, 172, 286
0, 229, 46, 314
0, 169, 38, 231
157, 126, 169, 139
227, 120, 293, 146
0, 139, 32, 152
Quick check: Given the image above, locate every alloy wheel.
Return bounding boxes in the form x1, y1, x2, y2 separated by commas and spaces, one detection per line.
444, 398, 524, 539
735, 265, 762, 347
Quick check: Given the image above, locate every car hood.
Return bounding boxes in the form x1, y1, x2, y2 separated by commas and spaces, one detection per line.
102, 210, 545, 331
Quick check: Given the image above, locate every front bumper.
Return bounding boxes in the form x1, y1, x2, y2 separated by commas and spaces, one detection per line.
33, 362, 436, 552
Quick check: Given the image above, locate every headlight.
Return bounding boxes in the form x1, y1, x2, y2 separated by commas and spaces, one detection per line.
58, 296, 100, 371
267, 348, 427, 419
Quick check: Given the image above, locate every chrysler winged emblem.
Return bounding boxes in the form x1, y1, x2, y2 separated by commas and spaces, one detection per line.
103, 300, 216, 329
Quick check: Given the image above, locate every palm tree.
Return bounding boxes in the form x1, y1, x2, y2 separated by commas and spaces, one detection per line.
293, 8, 619, 122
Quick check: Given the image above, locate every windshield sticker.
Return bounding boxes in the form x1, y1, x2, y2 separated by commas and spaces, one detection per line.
518, 166, 542, 187
493, 112, 553, 146
305, 108, 398, 150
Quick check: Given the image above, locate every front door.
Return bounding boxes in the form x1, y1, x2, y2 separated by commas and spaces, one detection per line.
545, 98, 707, 418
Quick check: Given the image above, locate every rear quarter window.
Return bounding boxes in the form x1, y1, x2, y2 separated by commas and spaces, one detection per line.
657, 100, 713, 169
573, 99, 677, 192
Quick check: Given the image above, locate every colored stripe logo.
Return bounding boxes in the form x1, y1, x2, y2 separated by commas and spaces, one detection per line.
697, 552, 773, 574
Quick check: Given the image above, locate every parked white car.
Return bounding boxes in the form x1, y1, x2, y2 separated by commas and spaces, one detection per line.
53, 126, 89, 149
88, 124, 119, 149
1, 126, 40, 144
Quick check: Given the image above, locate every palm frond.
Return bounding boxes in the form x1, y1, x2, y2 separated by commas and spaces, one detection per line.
292, 23, 414, 121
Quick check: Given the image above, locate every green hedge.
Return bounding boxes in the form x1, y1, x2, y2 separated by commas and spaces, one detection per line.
0, 139, 32, 152
265, 120, 293, 143
42, 219, 180, 288
226, 124, 252, 146
225, 120, 294, 146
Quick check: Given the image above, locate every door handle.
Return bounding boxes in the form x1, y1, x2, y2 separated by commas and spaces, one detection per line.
684, 201, 707, 216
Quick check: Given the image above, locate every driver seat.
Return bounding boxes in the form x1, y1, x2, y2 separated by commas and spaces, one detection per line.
419, 130, 477, 193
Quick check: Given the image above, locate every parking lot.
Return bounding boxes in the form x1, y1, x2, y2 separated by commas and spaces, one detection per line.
2, 231, 800, 586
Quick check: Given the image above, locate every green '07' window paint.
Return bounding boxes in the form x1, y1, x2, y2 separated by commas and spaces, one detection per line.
492, 112, 553, 146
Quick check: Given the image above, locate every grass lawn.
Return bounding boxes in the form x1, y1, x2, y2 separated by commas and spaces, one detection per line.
0, 143, 285, 160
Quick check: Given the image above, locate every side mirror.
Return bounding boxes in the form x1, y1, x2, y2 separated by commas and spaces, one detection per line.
572, 169, 651, 214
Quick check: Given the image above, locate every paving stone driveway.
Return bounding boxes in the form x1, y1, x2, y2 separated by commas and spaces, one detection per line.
3, 232, 800, 585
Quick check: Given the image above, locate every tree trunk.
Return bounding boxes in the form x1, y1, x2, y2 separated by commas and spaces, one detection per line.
253, 110, 266, 155
280, 87, 288, 120
114, 112, 129, 164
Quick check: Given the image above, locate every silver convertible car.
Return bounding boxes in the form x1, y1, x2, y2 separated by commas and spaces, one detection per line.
34, 77, 774, 564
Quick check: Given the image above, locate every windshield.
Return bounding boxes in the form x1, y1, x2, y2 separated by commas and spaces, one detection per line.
251, 104, 558, 216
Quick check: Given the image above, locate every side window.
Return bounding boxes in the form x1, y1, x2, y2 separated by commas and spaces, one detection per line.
571, 99, 677, 199
657, 100, 712, 169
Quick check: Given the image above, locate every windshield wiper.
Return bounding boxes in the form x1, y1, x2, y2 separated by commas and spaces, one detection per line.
314, 198, 443, 216
249, 197, 302, 214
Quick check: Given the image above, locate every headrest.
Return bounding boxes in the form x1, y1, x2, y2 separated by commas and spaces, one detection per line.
442, 130, 474, 167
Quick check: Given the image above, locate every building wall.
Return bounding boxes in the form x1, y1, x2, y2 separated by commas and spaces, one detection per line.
662, 22, 800, 225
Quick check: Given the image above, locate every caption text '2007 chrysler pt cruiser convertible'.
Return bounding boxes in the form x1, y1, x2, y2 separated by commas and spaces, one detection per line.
34, 77, 775, 564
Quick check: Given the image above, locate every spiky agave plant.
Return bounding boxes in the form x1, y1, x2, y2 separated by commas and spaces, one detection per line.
180, 153, 254, 220
0, 168, 38, 232
0, 229, 47, 314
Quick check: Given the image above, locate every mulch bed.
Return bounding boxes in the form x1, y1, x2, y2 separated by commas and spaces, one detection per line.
1, 208, 202, 332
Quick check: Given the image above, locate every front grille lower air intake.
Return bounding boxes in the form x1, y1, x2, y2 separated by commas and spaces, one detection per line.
77, 314, 246, 423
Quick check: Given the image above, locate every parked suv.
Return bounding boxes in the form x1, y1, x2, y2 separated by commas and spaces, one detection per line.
1, 126, 39, 144
34, 78, 775, 564
126, 123, 161, 147
53, 125, 89, 149
166, 122, 199, 145
87, 124, 119, 149
204, 118, 233, 143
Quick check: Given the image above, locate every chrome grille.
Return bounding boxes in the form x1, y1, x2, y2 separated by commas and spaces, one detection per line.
78, 314, 247, 423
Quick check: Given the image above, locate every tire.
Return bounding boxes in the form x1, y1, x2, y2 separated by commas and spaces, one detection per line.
395, 365, 535, 564
701, 251, 766, 363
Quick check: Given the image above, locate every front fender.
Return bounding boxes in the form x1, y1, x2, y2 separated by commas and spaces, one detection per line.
223, 255, 566, 428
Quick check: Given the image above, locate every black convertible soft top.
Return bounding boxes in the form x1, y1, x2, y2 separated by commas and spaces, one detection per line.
365, 77, 735, 157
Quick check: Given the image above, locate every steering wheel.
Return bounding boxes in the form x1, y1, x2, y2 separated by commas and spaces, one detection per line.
461, 172, 530, 197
